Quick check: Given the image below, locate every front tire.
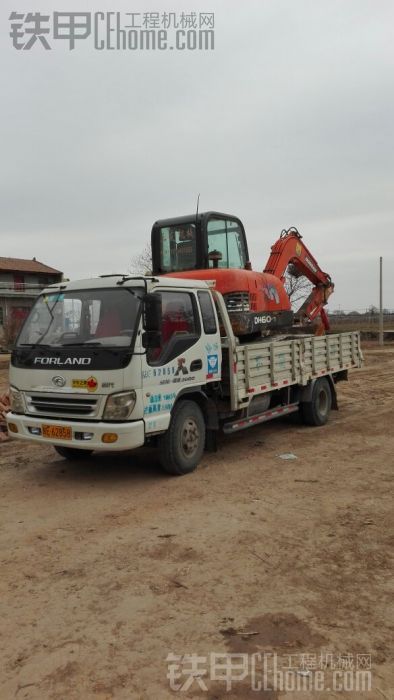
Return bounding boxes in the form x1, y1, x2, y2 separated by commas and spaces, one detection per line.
159, 400, 205, 475
300, 377, 332, 426
54, 446, 93, 460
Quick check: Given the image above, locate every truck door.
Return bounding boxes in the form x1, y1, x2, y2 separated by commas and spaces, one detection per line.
142, 289, 210, 434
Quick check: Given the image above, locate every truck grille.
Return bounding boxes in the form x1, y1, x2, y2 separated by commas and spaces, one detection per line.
25, 392, 101, 419
224, 292, 250, 313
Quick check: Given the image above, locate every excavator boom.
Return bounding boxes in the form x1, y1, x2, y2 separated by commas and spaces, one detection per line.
264, 228, 334, 331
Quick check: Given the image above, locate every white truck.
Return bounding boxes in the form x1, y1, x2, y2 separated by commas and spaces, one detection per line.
7, 275, 363, 475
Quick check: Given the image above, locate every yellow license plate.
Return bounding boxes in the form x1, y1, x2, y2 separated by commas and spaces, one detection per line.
42, 425, 72, 440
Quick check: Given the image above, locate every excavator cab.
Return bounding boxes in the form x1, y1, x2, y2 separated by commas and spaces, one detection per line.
152, 212, 294, 337
151, 212, 333, 338
151, 212, 250, 275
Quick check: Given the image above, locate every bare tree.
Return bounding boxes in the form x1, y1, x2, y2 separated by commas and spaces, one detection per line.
284, 269, 313, 311
129, 243, 152, 276
367, 305, 378, 315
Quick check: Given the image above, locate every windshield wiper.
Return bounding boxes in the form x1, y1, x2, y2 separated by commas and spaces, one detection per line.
19, 343, 52, 348
61, 341, 102, 346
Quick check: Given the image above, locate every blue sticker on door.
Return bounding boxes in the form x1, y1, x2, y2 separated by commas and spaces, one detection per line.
207, 354, 219, 374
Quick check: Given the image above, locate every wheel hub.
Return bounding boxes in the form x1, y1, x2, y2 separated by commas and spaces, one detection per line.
318, 389, 329, 414
181, 417, 200, 457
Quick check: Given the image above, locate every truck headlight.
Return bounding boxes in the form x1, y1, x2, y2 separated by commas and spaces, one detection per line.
103, 391, 136, 420
9, 386, 25, 414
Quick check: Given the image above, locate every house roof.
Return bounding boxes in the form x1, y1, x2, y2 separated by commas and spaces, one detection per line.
0, 257, 62, 275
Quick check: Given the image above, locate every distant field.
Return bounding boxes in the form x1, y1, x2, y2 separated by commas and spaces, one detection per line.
330, 322, 393, 333
329, 314, 394, 334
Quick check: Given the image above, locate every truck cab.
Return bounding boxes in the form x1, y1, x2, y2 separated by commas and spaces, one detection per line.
7, 275, 222, 474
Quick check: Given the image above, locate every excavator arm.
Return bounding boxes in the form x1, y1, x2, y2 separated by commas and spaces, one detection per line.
264, 228, 334, 333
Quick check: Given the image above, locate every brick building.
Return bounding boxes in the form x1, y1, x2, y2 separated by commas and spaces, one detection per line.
0, 257, 63, 342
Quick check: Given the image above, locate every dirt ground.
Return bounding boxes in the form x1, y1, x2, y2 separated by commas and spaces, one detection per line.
0, 344, 393, 700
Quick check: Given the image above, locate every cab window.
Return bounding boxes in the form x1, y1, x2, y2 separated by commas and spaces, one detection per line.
207, 219, 247, 269
198, 291, 217, 334
147, 291, 200, 365
159, 224, 197, 272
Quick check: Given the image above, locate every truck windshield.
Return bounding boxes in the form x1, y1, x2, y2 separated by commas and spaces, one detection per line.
17, 288, 142, 348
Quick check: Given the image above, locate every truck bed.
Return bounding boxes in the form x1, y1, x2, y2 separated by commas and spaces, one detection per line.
223, 332, 363, 408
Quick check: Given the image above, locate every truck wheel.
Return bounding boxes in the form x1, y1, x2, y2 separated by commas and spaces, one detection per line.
159, 400, 205, 475
54, 446, 93, 460
301, 377, 332, 426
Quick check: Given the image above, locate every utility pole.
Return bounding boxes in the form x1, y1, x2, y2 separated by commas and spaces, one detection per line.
379, 256, 384, 346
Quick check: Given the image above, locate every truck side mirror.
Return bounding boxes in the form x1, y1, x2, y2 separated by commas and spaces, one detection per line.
142, 293, 162, 349
142, 330, 162, 349
143, 293, 162, 331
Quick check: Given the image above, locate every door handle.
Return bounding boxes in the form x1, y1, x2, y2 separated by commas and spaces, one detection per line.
190, 359, 203, 371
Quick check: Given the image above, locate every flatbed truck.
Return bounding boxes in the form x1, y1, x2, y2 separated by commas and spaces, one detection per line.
7, 275, 363, 475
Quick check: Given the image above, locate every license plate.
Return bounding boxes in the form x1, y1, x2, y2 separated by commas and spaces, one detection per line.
42, 424, 72, 440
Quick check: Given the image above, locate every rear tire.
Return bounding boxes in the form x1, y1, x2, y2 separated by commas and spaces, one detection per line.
159, 400, 205, 475
54, 446, 93, 460
300, 378, 332, 426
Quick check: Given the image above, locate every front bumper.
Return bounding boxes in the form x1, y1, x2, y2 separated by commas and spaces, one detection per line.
6, 412, 145, 451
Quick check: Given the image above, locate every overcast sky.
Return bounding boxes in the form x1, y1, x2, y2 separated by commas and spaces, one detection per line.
1, 0, 393, 311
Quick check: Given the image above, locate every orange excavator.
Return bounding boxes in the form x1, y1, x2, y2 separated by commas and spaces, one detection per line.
151, 212, 334, 337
